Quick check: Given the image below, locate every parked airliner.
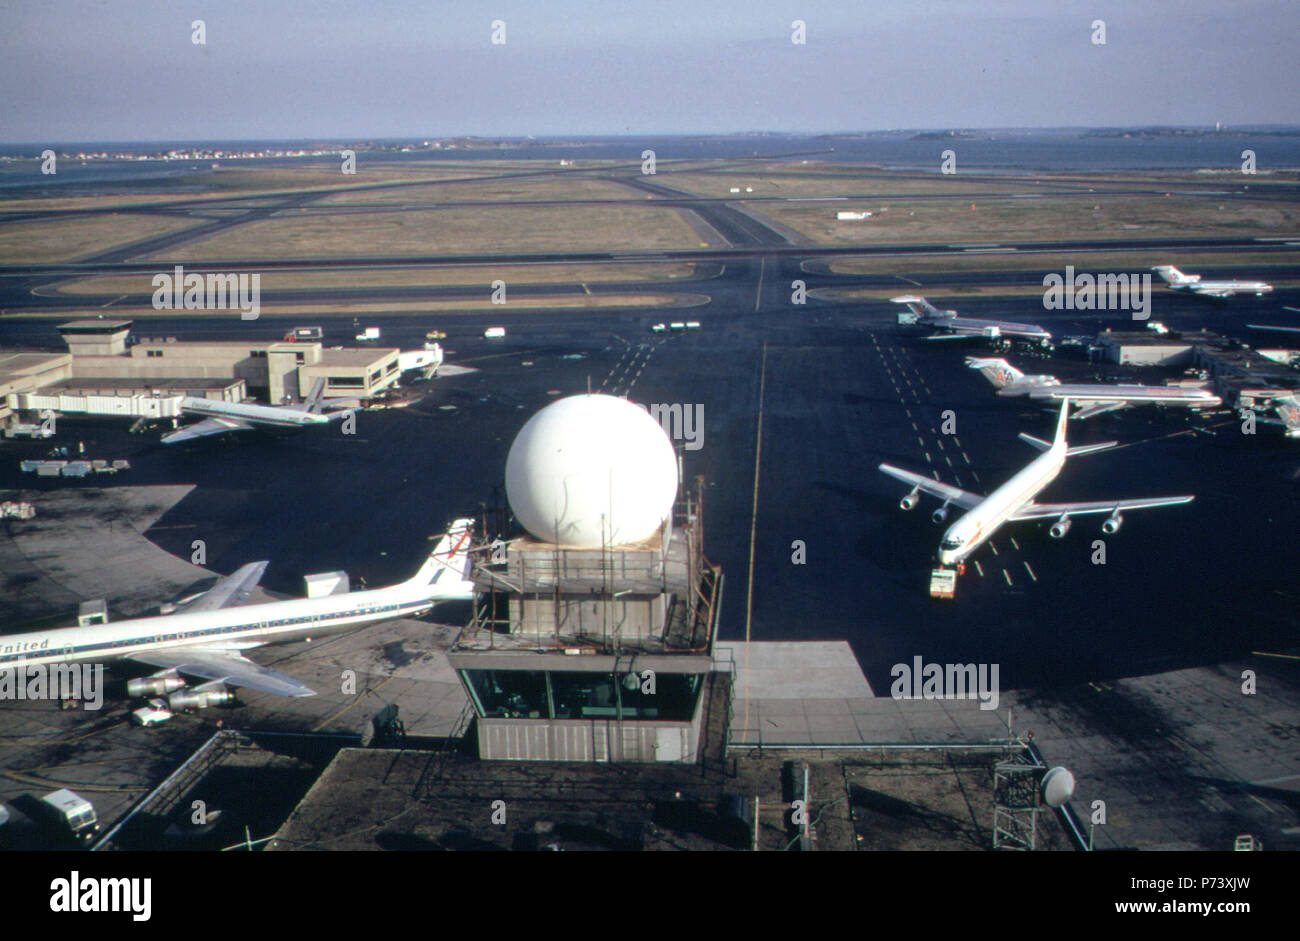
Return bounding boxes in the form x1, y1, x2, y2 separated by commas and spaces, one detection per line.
878, 400, 1193, 576
966, 356, 1222, 419
0, 520, 477, 699
162, 378, 352, 443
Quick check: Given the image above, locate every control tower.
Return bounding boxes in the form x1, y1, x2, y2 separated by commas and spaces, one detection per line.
450, 394, 724, 763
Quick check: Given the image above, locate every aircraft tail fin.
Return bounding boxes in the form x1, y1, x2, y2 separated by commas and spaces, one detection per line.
965, 356, 1021, 388
403, 518, 477, 598
1054, 397, 1070, 446
304, 378, 327, 414
891, 295, 942, 323
1153, 265, 1196, 285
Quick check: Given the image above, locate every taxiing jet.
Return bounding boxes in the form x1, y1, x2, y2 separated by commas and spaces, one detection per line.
1152, 266, 1273, 298
878, 400, 1193, 573
966, 356, 1222, 419
0, 519, 477, 699
161, 378, 353, 444
891, 296, 1052, 347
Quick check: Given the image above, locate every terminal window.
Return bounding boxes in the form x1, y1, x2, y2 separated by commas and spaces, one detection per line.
461, 669, 703, 721
463, 670, 547, 719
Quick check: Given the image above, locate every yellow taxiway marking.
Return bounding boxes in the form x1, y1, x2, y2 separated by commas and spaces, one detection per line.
312, 675, 396, 731
1023, 561, 1037, 581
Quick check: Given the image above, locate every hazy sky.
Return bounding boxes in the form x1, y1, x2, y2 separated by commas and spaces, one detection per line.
2, 0, 1297, 142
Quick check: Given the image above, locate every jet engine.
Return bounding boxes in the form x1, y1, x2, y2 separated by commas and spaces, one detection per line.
931, 503, 951, 524
167, 685, 233, 711
1049, 514, 1072, 539
900, 487, 920, 511
1102, 511, 1123, 535
127, 672, 186, 698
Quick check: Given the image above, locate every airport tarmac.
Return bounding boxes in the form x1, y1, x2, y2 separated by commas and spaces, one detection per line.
3, 293, 1299, 685
3, 163, 1298, 852
0, 473, 1295, 849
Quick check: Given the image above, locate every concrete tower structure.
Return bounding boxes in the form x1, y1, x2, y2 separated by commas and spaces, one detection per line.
451, 395, 724, 763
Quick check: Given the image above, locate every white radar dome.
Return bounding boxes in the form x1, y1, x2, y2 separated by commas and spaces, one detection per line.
505, 394, 679, 548
1041, 767, 1076, 808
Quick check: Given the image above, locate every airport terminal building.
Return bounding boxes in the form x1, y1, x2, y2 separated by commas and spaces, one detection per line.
1, 320, 402, 425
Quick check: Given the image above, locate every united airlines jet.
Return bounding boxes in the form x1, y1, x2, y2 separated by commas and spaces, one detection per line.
0, 520, 476, 698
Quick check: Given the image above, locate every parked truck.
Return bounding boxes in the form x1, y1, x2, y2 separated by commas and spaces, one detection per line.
40, 789, 98, 843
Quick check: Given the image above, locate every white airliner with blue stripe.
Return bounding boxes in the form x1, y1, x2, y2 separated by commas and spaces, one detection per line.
0, 519, 476, 698
162, 378, 353, 444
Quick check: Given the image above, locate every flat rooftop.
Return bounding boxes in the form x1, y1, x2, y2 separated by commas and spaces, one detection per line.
315, 348, 399, 367
57, 319, 132, 332
268, 732, 1043, 851
0, 350, 71, 378
1097, 330, 1220, 346
36, 377, 245, 393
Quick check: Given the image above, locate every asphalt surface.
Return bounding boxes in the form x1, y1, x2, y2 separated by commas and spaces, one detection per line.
2, 168, 1299, 694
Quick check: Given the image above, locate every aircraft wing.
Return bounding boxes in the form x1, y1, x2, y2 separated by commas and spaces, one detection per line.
878, 464, 983, 510
181, 561, 269, 613
1069, 401, 1129, 420
161, 416, 254, 443
1010, 495, 1194, 521
1190, 286, 1235, 298
126, 647, 317, 697
1247, 324, 1300, 334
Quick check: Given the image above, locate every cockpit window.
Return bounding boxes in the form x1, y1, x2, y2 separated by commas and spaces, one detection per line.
942, 535, 964, 549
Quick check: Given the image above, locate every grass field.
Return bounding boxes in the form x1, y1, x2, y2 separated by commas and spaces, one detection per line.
52, 262, 699, 296
315, 176, 644, 205
0, 214, 203, 264
0, 165, 500, 214
140, 204, 709, 260
6, 293, 703, 319
823, 249, 1300, 277
752, 194, 1300, 246
661, 165, 1045, 198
